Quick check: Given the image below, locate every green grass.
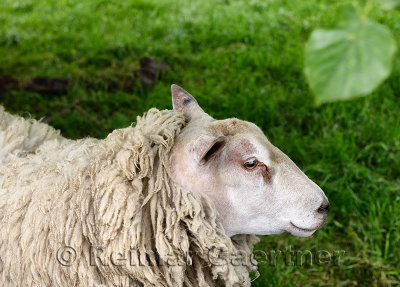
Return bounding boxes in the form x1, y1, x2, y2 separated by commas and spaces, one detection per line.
1, 0, 399, 285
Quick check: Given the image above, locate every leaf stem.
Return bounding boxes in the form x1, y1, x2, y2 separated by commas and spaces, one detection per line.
363, 0, 374, 18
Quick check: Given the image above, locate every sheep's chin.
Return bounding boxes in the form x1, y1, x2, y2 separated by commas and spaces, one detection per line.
288, 229, 316, 237
286, 222, 319, 237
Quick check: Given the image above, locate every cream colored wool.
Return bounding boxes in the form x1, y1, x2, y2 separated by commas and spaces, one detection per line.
0, 106, 259, 287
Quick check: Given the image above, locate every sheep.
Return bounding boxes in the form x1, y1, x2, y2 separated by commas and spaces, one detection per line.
0, 85, 329, 286
0, 104, 258, 287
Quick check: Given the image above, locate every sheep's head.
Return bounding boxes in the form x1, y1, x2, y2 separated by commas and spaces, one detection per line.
170, 85, 329, 237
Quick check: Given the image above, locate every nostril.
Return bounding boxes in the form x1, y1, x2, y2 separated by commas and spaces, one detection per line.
317, 202, 330, 215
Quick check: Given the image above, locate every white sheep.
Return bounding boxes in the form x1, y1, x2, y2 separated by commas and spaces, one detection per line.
0, 85, 328, 286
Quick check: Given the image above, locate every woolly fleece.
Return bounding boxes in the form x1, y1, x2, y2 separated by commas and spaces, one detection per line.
0, 106, 259, 287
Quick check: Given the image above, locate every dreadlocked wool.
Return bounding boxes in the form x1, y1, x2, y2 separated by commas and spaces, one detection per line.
0, 106, 259, 287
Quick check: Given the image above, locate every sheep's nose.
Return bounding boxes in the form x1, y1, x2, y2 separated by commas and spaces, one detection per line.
317, 202, 330, 215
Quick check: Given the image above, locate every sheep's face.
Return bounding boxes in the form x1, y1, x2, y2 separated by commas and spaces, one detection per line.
170, 85, 329, 237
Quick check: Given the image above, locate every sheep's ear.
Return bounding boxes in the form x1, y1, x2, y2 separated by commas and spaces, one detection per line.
171, 84, 211, 121
189, 134, 225, 165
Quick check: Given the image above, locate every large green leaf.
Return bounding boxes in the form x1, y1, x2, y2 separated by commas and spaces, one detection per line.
304, 5, 397, 105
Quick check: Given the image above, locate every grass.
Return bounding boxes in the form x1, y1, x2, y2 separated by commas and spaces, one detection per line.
1, 0, 399, 285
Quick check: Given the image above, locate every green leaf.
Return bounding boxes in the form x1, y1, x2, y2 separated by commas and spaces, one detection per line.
304, 5, 397, 105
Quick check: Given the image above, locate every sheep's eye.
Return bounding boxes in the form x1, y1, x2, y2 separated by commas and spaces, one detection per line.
243, 158, 258, 170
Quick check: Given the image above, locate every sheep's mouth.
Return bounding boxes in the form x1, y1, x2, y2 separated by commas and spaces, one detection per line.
290, 222, 318, 233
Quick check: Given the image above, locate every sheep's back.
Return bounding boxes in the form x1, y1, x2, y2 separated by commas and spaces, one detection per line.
0, 105, 65, 167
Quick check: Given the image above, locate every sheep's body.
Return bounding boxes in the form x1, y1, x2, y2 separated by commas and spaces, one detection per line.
0, 106, 258, 287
